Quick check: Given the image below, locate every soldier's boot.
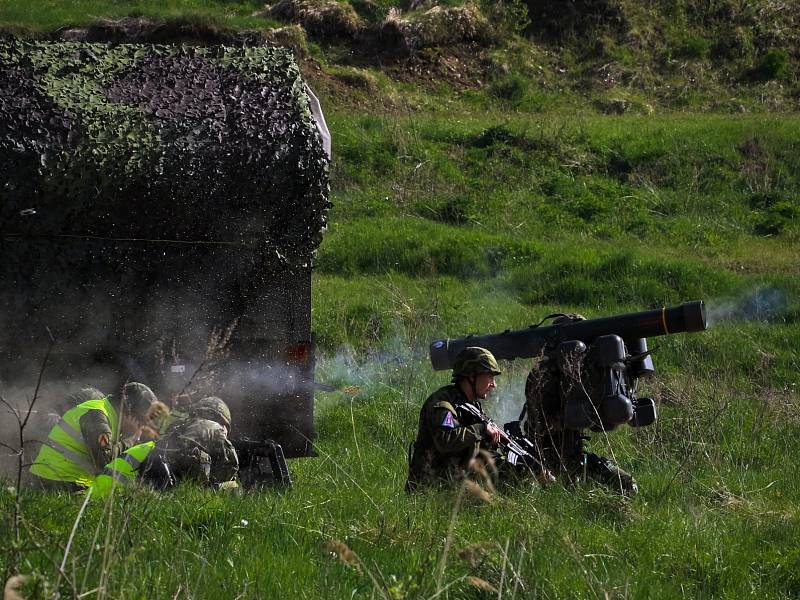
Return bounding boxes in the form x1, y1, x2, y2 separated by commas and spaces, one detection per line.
584, 453, 638, 496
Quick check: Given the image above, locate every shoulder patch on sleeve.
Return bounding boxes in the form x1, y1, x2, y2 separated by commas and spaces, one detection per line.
440, 412, 456, 429
433, 400, 456, 412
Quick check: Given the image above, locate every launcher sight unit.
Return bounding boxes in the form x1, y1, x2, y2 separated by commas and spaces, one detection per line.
430, 301, 707, 432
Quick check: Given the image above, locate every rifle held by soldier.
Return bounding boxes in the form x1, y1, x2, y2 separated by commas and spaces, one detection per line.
456, 401, 553, 482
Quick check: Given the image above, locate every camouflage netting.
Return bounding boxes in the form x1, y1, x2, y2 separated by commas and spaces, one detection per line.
0, 41, 329, 381
0, 41, 329, 260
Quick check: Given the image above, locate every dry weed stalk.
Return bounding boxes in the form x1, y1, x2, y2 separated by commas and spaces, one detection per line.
178, 319, 238, 399
457, 542, 495, 569
435, 481, 465, 594
463, 479, 494, 506
434, 454, 501, 595
324, 539, 362, 575
52, 487, 94, 597
458, 539, 527, 596
465, 575, 497, 593
461, 450, 500, 508
0, 329, 54, 577
3, 575, 30, 600
467, 450, 497, 495
323, 539, 391, 600
709, 488, 751, 511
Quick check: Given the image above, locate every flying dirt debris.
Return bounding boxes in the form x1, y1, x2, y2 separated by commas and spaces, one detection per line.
0, 42, 331, 477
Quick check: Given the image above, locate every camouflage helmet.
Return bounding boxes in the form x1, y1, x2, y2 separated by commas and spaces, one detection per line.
122, 382, 157, 418
189, 396, 232, 430
451, 347, 501, 382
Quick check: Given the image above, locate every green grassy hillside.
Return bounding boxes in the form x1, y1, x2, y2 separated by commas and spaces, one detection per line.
2, 0, 799, 112
2, 2, 799, 598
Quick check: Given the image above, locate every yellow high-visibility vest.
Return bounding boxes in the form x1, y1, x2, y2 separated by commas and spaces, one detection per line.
30, 397, 119, 486
91, 442, 155, 498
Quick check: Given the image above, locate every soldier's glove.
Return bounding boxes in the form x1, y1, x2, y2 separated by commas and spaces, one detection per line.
138, 425, 161, 442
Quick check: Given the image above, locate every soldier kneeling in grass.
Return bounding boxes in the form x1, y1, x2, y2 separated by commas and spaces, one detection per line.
91, 396, 239, 496
522, 314, 639, 495
30, 383, 157, 490
406, 347, 553, 492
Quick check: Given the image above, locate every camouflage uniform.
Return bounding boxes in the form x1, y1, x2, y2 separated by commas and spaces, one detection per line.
523, 314, 638, 495
157, 397, 238, 486
406, 384, 487, 491
406, 347, 506, 492
154, 404, 189, 435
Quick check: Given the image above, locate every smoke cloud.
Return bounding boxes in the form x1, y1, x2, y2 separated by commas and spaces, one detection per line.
707, 286, 789, 325
0, 381, 78, 483
487, 368, 529, 428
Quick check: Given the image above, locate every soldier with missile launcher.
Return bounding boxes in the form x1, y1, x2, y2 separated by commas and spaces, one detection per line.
406, 347, 553, 492
523, 313, 638, 494
428, 302, 708, 495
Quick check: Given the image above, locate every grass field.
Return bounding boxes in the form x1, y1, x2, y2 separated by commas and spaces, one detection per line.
2, 2, 800, 597
2, 108, 798, 598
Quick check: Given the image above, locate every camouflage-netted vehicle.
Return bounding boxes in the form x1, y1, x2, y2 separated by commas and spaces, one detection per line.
0, 42, 330, 457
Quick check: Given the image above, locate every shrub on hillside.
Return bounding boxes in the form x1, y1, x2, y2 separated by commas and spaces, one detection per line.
752, 201, 798, 236
266, 25, 310, 57
480, 0, 530, 34
264, 0, 362, 38
750, 49, 790, 81
523, 0, 628, 41
673, 35, 712, 60
471, 124, 529, 149
379, 4, 492, 52
418, 196, 475, 225
747, 191, 782, 210
487, 74, 528, 105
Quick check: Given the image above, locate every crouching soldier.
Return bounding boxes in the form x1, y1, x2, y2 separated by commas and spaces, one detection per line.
30, 383, 157, 489
91, 396, 239, 496
407, 347, 541, 492
158, 396, 239, 488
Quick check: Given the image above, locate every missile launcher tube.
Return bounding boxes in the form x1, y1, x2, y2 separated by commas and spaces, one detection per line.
430, 301, 707, 370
